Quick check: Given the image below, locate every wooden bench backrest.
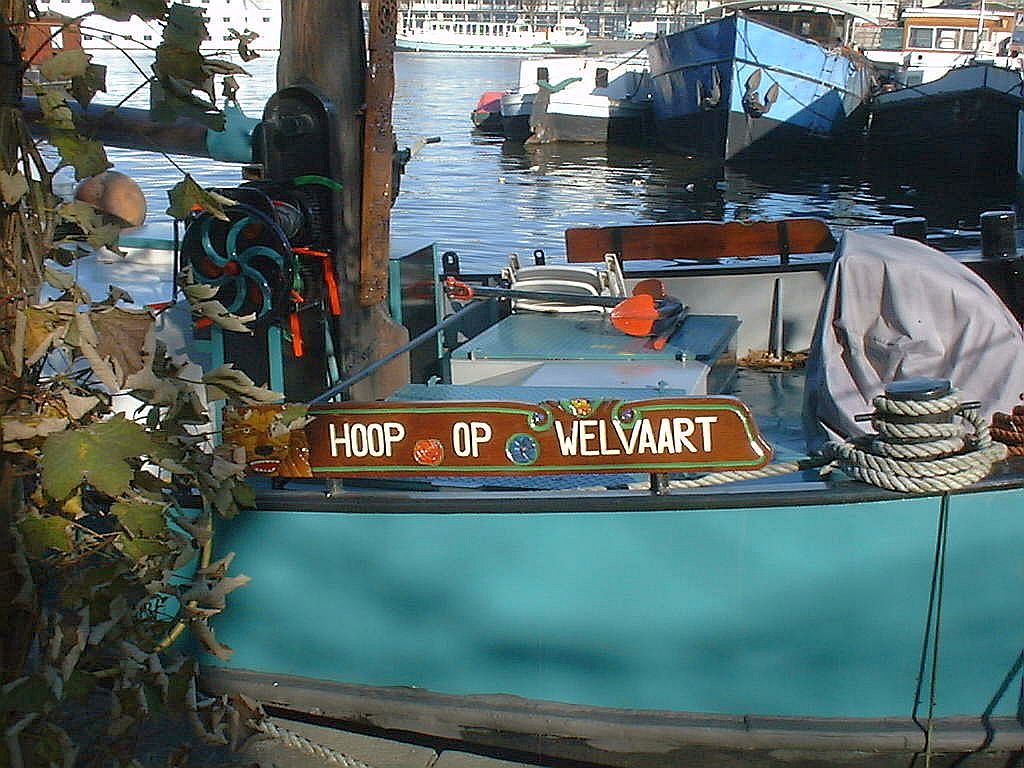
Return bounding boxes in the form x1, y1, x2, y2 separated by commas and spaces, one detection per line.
564, 219, 836, 264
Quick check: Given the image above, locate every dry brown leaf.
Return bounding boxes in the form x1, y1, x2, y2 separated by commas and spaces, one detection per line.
88, 306, 156, 387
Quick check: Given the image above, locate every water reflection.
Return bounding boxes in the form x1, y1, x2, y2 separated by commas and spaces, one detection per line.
73, 50, 1020, 272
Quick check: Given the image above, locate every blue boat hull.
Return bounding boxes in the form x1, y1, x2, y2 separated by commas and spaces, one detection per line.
204, 484, 1024, 722
648, 15, 872, 160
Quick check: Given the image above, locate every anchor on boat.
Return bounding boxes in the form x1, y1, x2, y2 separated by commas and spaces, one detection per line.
741, 68, 780, 118
696, 66, 722, 110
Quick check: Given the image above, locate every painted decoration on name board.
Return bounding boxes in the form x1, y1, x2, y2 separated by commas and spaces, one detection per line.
223, 397, 774, 478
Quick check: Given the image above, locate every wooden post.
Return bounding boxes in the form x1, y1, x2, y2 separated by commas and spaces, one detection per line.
278, 0, 409, 401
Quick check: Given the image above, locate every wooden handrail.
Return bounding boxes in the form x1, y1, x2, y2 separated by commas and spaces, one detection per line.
565, 218, 836, 264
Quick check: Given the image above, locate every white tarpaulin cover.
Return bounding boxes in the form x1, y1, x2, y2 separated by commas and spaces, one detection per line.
804, 230, 1024, 450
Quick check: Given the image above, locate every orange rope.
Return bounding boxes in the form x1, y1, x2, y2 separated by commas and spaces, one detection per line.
991, 406, 1024, 456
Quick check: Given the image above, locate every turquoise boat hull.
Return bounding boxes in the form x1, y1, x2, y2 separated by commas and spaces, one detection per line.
204, 484, 1024, 721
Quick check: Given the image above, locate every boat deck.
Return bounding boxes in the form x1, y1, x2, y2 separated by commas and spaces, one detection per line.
239, 716, 548, 768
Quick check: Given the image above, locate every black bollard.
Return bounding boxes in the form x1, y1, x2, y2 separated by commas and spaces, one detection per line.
980, 210, 1017, 258
892, 216, 928, 242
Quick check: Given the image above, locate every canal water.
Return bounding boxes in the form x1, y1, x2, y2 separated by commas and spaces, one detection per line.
85, 48, 1020, 272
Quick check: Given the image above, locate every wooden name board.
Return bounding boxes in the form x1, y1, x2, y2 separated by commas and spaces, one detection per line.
222, 397, 774, 478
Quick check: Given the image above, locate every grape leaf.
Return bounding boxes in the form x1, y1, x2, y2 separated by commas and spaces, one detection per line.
19, 302, 77, 367
50, 130, 112, 181
70, 63, 107, 108
160, 3, 208, 50
222, 74, 239, 102
1, 414, 69, 441
91, 0, 168, 22
19, 516, 71, 558
112, 499, 168, 538
0, 674, 56, 712
58, 199, 102, 231
202, 57, 248, 77
226, 29, 260, 62
81, 305, 156, 389
41, 414, 155, 499
38, 49, 90, 82
165, 175, 234, 221
44, 264, 75, 292
203, 364, 281, 404
0, 170, 28, 204
61, 393, 101, 420
154, 44, 209, 84
36, 85, 76, 129
150, 78, 225, 131
121, 538, 170, 561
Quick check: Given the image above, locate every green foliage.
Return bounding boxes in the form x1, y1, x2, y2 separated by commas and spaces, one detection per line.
18, 515, 71, 557
36, 81, 113, 180
0, 170, 29, 204
91, 0, 168, 22
49, 130, 112, 180
41, 414, 155, 499
112, 499, 168, 538
161, 2, 207, 49
1, 1, 272, 764
37, 49, 91, 82
149, 5, 250, 131
165, 174, 235, 221
70, 63, 108, 109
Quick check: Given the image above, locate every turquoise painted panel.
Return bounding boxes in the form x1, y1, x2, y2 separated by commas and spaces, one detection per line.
207, 489, 1024, 718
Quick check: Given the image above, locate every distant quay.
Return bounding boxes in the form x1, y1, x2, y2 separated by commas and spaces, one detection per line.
584, 38, 654, 55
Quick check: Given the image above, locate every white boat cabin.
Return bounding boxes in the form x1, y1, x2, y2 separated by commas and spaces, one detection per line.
864, 7, 1020, 85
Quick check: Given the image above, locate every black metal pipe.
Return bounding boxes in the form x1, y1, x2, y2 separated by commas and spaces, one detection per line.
310, 301, 483, 403
454, 283, 630, 307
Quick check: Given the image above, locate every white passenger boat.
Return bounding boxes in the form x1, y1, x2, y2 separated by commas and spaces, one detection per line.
526, 51, 654, 144
863, 6, 1020, 87
396, 16, 589, 54
33, 0, 280, 50
500, 54, 605, 139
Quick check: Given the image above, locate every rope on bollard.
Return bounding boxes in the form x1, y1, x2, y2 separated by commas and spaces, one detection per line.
823, 384, 1007, 494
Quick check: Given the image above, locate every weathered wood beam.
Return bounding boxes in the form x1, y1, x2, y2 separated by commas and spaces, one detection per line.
21, 95, 211, 157
277, 0, 408, 400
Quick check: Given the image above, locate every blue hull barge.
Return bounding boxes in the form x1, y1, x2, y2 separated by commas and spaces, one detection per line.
647, 9, 874, 160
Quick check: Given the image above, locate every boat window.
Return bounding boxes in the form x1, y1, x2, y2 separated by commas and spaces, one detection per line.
936, 28, 958, 49
537, 67, 549, 82
596, 67, 609, 87
878, 27, 902, 49
907, 26, 934, 48
961, 29, 977, 50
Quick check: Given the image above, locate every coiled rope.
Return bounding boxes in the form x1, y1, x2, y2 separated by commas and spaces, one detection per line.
250, 717, 380, 768
626, 459, 813, 491
823, 384, 1007, 493
990, 406, 1024, 456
